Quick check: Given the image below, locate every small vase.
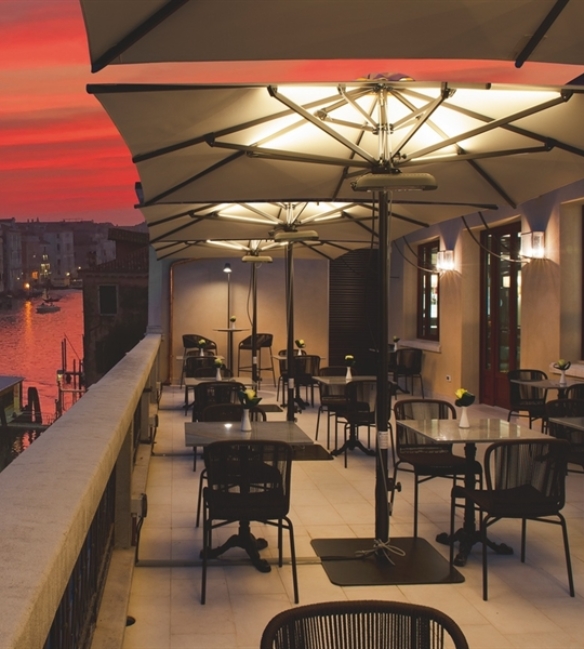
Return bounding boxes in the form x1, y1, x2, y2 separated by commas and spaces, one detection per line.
459, 406, 470, 429
229, 322, 235, 329
345, 366, 353, 382
560, 369, 567, 386
199, 347, 205, 357
241, 408, 252, 432
215, 368, 222, 381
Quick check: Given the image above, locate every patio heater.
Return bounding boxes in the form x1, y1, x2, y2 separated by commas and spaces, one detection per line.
241, 252, 273, 390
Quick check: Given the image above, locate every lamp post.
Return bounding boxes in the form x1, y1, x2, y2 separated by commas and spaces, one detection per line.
223, 262, 232, 368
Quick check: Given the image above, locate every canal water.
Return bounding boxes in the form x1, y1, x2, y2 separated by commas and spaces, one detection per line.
0, 290, 83, 469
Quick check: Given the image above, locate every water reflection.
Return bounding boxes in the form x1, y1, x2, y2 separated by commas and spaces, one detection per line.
0, 290, 83, 468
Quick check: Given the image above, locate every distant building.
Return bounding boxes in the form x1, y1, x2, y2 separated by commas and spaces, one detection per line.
81, 228, 149, 386
0, 219, 24, 293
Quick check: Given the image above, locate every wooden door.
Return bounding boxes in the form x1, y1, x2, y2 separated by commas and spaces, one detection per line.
480, 222, 522, 408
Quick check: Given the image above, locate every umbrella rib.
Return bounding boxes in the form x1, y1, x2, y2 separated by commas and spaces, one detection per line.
404, 95, 569, 161
466, 159, 517, 208
142, 150, 245, 206
390, 88, 451, 157
268, 86, 378, 165
209, 140, 370, 169
515, 0, 571, 68
403, 144, 553, 165
90, 0, 190, 73
146, 207, 196, 227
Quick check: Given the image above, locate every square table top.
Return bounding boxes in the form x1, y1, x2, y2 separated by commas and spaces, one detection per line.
397, 418, 550, 445
547, 415, 584, 432
183, 376, 251, 387
313, 375, 377, 385
509, 377, 584, 390
185, 420, 314, 448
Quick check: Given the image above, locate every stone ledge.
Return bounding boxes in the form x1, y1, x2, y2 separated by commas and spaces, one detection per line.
90, 549, 136, 649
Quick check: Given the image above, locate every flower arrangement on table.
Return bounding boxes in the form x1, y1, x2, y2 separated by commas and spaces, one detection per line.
196, 338, 207, 349
454, 388, 475, 407
554, 359, 571, 385
295, 339, 306, 350
214, 357, 224, 379
344, 354, 355, 381
239, 388, 262, 409
230, 315, 236, 323
455, 388, 474, 428
553, 359, 571, 371
393, 336, 400, 344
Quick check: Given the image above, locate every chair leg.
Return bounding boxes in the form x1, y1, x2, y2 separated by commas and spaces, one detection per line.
521, 518, 527, 562
196, 470, 206, 527
413, 475, 419, 538
201, 512, 210, 604
285, 516, 299, 604
559, 513, 575, 597
482, 514, 490, 601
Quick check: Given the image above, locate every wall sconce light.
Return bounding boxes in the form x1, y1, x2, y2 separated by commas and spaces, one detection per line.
521, 231, 545, 259
436, 249, 455, 272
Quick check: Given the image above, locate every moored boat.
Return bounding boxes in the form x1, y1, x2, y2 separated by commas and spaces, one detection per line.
36, 301, 61, 314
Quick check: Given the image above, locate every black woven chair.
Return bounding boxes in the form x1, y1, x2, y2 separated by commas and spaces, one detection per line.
294, 354, 321, 407
507, 369, 548, 429
393, 398, 482, 538
315, 367, 350, 449
183, 355, 222, 414
449, 438, 574, 600
335, 379, 377, 467
564, 383, 584, 400
545, 398, 584, 474
260, 599, 469, 649
180, 334, 217, 386
392, 348, 425, 397
195, 403, 267, 527
201, 440, 298, 605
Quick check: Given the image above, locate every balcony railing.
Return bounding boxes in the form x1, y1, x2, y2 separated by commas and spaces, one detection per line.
0, 334, 161, 649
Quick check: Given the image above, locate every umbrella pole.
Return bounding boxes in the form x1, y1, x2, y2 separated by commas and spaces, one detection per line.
251, 262, 259, 390
285, 243, 296, 422
375, 190, 391, 546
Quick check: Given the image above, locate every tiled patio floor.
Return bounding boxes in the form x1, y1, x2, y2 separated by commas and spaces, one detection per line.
122, 384, 584, 649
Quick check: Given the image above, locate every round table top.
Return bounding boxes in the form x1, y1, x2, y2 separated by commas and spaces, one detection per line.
214, 327, 249, 332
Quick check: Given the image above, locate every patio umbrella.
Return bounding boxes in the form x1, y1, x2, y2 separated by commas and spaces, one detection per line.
80, 0, 584, 72
89, 77, 584, 562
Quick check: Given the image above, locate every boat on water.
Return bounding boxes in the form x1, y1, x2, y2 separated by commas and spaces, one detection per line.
36, 301, 61, 314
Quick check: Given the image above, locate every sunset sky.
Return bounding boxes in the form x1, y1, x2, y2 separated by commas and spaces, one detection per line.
2, 0, 584, 228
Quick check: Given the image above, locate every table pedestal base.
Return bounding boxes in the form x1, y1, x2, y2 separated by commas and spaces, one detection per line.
202, 521, 271, 573
436, 529, 513, 566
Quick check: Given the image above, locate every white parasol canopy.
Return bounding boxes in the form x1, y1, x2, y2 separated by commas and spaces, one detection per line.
79, 0, 584, 72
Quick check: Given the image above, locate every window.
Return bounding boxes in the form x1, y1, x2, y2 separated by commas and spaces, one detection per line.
99, 285, 118, 316
417, 240, 440, 341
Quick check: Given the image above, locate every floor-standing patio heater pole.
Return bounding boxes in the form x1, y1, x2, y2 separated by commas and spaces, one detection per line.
285, 242, 296, 422
375, 190, 391, 545
250, 261, 259, 389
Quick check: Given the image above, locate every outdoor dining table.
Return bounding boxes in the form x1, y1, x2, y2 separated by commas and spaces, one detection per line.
185, 420, 313, 572
510, 376, 584, 399
396, 417, 550, 566
548, 415, 584, 431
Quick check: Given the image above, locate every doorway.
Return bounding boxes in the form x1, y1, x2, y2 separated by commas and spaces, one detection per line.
480, 222, 522, 408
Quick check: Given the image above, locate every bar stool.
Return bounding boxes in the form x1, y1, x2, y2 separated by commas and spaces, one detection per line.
237, 333, 276, 386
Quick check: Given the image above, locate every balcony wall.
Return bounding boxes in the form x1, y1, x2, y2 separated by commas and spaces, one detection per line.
0, 334, 161, 649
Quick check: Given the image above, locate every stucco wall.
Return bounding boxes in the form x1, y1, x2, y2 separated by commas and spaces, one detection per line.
170, 257, 329, 382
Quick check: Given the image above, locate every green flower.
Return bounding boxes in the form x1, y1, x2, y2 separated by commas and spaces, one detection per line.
345, 354, 355, 367
393, 336, 400, 343
295, 339, 305, 348
238, 388, 262, 409
229, 315, 236, 322
197, 338, 207, 348
214, 358, 224, 368
454, 388, 475, 407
